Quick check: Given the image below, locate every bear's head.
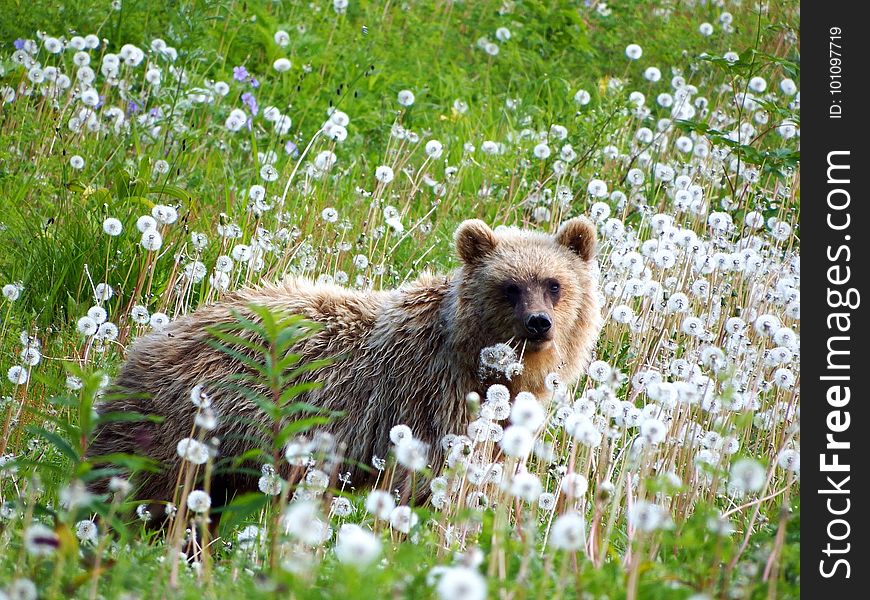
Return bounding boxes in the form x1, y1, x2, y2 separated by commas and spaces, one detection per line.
453, 217, 601, 389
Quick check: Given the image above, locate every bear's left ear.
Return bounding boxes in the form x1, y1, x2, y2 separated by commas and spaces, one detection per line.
454, 219, 498, 265
555, 217, 597, 261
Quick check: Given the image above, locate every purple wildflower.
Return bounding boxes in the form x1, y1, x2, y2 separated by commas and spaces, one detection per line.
241, 92, 258, 116
14, 39, 26, 50
233, 65, 249, 82
127, 101, 141, 115
284, 140, 299, 157
249, 78, 260, 89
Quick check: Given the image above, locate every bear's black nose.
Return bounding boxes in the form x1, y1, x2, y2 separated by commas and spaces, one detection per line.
525, 313, 552, 336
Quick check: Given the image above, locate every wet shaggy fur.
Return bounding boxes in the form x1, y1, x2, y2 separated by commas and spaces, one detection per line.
87, 217, 602, 505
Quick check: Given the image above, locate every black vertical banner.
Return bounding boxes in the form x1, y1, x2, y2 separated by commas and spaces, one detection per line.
804, 3, 867, 595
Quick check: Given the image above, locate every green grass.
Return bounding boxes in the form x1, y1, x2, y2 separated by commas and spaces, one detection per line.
0, 1, 800, 598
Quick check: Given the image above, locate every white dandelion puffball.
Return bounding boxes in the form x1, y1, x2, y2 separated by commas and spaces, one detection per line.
435, 566, 487, 600
500, 425, 534, 458
177, 438, 209, 465
390, 424, 413, 445
102, 217, 123, 236
76, 316, 98, 337
549, 512, 586, 550
533, 142, 551, 160
397, 89, 415, 107
396, 438, 429, 471
2, 283, 21, 301
375, 165, 395, 184
75, 519, 98, 544
335, 524, 382, 568
274, 29, 290, 46
186, 490, 211, 513
389, 505, 418, 534
730, 458, 766, 492
283, 501, 332, 546
8, 365, 28, 385
141, 230, 163, 251
510, 392, 546, 430
24, 523, 59, 556
365, 490, 396, 520
625, 43, 643, 60
574, 89, 591, 105
273, 58, 292, 72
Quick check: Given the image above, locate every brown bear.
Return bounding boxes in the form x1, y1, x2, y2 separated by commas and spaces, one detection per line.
87, 217, 601, 506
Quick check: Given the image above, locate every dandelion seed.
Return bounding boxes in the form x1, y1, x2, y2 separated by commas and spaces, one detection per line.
352, 254, 369, 270
643, 66, 662, 82
152, 205, 178, 225
66, 375, 84, 391
189, 384, 211, 408
780, 78, 797, 96
84, 306, 107, 326
748, 76, 767, 93
425, 139, 444, 159
96, 322, 118, 341
305, 469, 330, 494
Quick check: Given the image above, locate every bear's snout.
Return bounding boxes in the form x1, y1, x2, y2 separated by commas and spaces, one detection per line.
524, 312, 552, 338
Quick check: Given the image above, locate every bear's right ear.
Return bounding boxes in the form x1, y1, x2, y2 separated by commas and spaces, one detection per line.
556, 216, 597, 262
454, 219, 498, 264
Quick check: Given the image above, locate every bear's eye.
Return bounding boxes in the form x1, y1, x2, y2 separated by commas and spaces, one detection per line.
548, 281, 561, 295
503, 284, 521, 303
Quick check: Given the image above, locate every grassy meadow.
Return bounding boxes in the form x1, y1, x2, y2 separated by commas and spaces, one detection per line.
0, 1, 800, 598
